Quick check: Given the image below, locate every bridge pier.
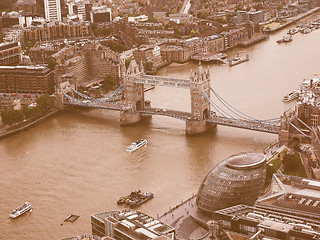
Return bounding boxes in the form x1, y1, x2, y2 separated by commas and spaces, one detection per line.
186, 119, 210, 135
120, 109, 141, 125
55, 92, 64, 110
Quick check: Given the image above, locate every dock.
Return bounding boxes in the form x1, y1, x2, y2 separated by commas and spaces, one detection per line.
229, 54, 249, 67
191, 52, 228, 63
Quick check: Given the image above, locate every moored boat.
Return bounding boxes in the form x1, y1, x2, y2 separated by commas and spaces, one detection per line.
126, 139, 147, 152
117, 189, 154, 207
276, 36, 293, 43
288, 28, 299, 35
9, 202, 32, 219
283, 90, 299, 102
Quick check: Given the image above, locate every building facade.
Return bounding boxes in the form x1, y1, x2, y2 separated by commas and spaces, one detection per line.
0, 42, 22, 66
44, 0, 62, 22
23, 22, 91, 42
91, 209, 175, 239
214, 203, 320, 239
0, 66, 54, 94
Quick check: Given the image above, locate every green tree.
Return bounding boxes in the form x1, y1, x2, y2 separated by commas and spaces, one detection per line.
125, 58, 131, 69
47, 58, 57, 71
36, 94, 54, 111
104, 74, 117, 91
1, 109, 24, 126
22, 105, 34, 119
104, 41, 129, 53
144, 62, 153, 72
0, 0, 15, 11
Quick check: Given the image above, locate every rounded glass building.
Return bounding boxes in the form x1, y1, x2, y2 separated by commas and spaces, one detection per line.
196, 152, 266, 215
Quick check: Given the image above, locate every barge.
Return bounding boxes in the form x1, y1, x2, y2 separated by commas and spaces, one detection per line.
117, 189, 154, 207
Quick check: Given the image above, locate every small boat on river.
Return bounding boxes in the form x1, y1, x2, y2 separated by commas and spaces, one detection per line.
276, 36, 293, 43
126, 139, 147, 152
283, 90, 299, 102
117, 189, 154, 207
9, 202, 32, 219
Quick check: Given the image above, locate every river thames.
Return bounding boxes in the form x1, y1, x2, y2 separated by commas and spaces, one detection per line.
1, 24, 320, 239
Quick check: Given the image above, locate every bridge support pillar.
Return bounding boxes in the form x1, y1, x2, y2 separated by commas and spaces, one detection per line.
120, 110, 141, 125
278, 129, 289, 143
55, 92, 64, 110
186, 119, 209, 135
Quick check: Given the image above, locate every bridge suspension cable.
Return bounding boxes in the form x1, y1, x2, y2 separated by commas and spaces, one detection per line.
295, 116, 312, 131
72, 89, 93, 100
202, 91, 241, 121
289, 122, 311, 138
70, 84, 124, 103
209, 87, 280, 124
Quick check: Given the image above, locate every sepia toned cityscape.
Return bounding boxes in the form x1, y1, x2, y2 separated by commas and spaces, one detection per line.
2, 0, 320, 239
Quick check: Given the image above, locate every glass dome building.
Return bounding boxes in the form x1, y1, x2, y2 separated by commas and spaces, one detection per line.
196, 152, 266, 215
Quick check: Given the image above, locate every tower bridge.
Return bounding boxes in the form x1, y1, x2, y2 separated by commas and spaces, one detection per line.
56, 59, 282, 135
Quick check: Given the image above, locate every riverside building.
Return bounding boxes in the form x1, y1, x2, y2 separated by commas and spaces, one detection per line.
91, 209, 175, 239
0, 65, 54, 94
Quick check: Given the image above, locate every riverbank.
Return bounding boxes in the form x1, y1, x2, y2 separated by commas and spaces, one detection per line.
0, 108, 60, 139
263, 7, 320, 33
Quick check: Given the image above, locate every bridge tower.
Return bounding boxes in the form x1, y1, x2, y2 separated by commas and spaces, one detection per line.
186, 63, 212, 135
120, 59, 145, 125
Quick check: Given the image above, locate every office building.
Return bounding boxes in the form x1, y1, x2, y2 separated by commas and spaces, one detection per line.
196, 152, 267, 215
0, 66, 54, 94
44, 0, 62, 22
91, 209, 175, 239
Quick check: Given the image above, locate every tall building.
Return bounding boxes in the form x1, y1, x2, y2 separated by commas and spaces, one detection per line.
44, 0, 61, 22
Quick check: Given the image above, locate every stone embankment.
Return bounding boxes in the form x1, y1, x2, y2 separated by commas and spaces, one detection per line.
0, 109, 60, 139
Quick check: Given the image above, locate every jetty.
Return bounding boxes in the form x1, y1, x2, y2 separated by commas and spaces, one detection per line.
229, 54, 249, 67
191, 52, 228, 63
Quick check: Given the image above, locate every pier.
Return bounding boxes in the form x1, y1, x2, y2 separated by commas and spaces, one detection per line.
191, 52, 228, 63
229, 54, 249, 67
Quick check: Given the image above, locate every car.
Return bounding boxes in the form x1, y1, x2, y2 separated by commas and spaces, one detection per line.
162, 109, 168, 112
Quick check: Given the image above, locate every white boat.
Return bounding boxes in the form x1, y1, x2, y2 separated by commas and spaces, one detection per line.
276, 36, 293, 43
287, 28, 299, 35
10, 202, 32, 219
283, 90, 299, 102
126, 139, 148, 152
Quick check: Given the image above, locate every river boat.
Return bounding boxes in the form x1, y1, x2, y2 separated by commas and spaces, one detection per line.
9, 202, 32, 219
287, 28, 299, 35
228, 55, 249, 67
117, 189, 154, 207
283, 90, 299, 102
301, 28, 312, 34
126, 139, 147, 152
276, 36, 293, 43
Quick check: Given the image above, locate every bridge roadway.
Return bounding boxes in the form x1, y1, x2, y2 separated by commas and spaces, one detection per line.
64, 101, 124, 111
134, 75, 190, 89
207, 116, 280, 134
140, 107, 191, 121
141, 108, 280, 134
64, 101, 280, 134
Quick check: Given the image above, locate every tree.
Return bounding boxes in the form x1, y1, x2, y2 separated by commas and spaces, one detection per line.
104, 74, 117, 91
104, 41, 129, 53
143, 62, 153, 72
47, 58, 57, 71
36, 94, 54, 112
282, 153, 300, 173
125, 58, 131, 69
1, 109, 24, 126
0, 0, 15, 11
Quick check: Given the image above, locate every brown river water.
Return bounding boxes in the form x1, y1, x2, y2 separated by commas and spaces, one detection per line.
1, 21, 320, 239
